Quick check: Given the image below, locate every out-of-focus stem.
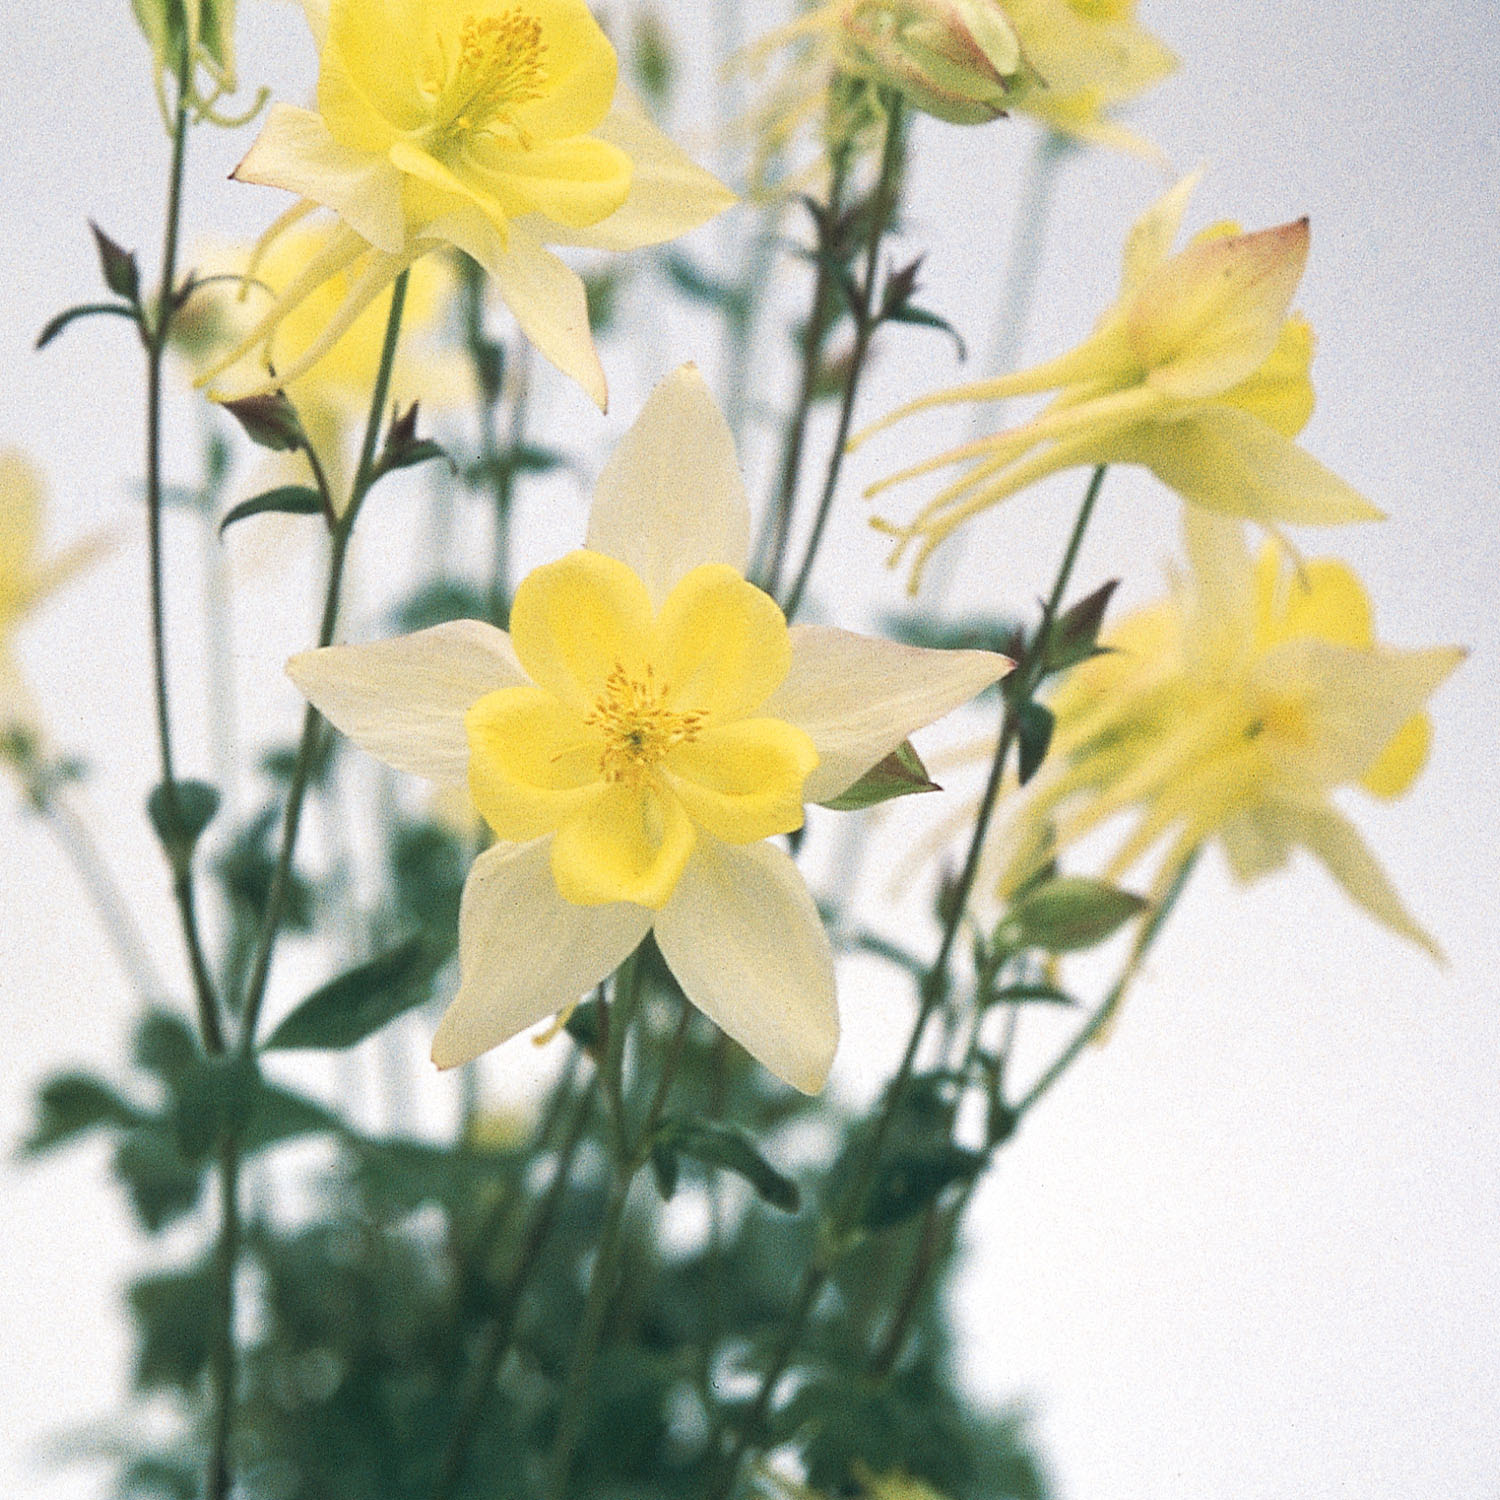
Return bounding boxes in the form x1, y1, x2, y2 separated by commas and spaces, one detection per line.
781, 97, 906, 622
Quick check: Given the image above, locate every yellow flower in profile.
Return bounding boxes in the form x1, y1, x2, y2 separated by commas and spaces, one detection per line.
992, 512, 1464, 957
185, 225, 466, 509
859, 173, 1384, 589
0, 453, 110, 733
289, 367, 1010, 1091
1000, 0, 1177, 159
205, 0, 734, 409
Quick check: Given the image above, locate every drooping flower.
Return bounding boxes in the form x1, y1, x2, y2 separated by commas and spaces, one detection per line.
131, 0, 258, 127
204, 0, 735, 409
289, 367, 1011, 1091
182, 225, 466, 509
999, 0, 1177, 159
859, 174, 1383, 589
988, 511, 1463, 957
0, 452, 110, 735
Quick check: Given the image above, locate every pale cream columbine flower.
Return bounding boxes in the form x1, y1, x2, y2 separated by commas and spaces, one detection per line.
288, 368, 1010, 1091
184, 225, 467, 509
988, 511, 1463, 957
0, 452, 110, 734
999, 0, 1177, 160
204, 0, 735, 410
859, 173, 1384, 589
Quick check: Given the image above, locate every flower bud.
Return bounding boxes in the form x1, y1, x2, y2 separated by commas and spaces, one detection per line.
836, 0, 1024, 124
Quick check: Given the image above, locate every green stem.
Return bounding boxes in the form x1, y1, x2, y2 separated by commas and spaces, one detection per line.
34, 788, 166, 1001
781, 97, 906, 623
142, 63, 224, 1056
431, 1070, 600, 1500
710, 467, 1108, 1498
206, 1142, 240, 1500
755, 145, 852, 593
544, 995, 693, 1500
238, 270, 410, 1054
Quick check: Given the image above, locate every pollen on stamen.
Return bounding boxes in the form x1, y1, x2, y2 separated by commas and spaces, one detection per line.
583, 662, 707, 785
449, 9, 550, 134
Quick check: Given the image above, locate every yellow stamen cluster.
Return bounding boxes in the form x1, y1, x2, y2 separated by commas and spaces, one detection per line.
583, 663, 706, 785
431, 10, 549, 143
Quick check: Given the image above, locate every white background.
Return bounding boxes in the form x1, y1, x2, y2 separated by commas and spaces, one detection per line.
1, 1, 1497, 1497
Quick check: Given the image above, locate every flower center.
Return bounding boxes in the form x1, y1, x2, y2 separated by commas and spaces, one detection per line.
426, 9, 549, 146
582, 663, 706, 785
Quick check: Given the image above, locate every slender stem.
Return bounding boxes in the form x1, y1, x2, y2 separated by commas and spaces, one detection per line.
34, 789, 166, 1000
431, 1071, 600, 1500
206, 1142, 240, 1500
545, 996, 693, 1500
142, 61, 224, 1056
781, 98, 906, 622
238, 270, 410, 1053
755, 146, 852, 593
869, 1202, 944, 1379
710, 467, 1108, 1498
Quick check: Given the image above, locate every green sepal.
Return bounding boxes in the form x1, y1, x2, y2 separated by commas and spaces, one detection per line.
221, 392, 308, 453
997, 875, 1148, 954
147, 780, 221, 868
822, 740, 940, 811
859, 1144, 985, 1230
90, 222, 141, 304
1014, 698, 1055, 785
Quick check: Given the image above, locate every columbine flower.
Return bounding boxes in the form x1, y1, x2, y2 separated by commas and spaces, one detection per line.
0, 452, 110, 733
835, 0, 1024, 125
999, 0, 1177, 159
204, 0, 735, 409
288, 367, 1010, 1091
989, 511, 1463, 956
132, 0, 259, 127
859, 173, 1383, 589
184, 225, 466, 509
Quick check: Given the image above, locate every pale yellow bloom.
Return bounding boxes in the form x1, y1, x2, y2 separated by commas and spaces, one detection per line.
860, 174, 1383, 589
0, 453, 110, 734
990, 512, 1464, 957
999, 0, 1176, 159
132, 0, 260, 127
205, 0, 734, 409
290, 368, 1010, 1090
186, 225, 467, 508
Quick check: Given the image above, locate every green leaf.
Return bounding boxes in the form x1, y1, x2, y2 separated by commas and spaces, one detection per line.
860, 1145, 984, 1230
662, 254, 750, 319
884, 303, 968, 359
242, 1083, 349, 1154
822, 741, 939, 811
113, 1126, 205, 1232
649, 1141, 680, 1202
262, 936, 445, 1051
999, 875, 1148, 954
135, 1010, 198, 1083
129, 1258, 217, 1390
987, 982, 1077, 1006
34, 301, 139, 350
655, 1117, 801, 1213
563, 996, 605, 1058
24, 1073, 146, 1154
172, 1053, 261, 1161
146, 780, 221, 867
882, 609, 1023, 662
221, 392, 308, 453
90, 222, 141, 303
1015, 698, 1055, 785
218, 485, 324, 536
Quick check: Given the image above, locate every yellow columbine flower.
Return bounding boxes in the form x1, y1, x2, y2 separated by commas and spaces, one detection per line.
991, 511, 1463, 957
0, 453, 110, 734
185, 225, 465, 509
206, 0, 734, 409
289, 367, 1010, 1091
999, 0, 1177, 159
859, 173, 1384, 589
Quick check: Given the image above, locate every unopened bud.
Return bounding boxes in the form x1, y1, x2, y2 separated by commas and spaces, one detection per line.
836, 0, 1023, 125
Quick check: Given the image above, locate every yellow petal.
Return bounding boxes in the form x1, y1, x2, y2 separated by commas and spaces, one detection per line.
1220, 314, 1316, 438
1360, 712, 1433, 800
550, 778, 695, 907
469, 133, 633, 228
1132, 219, 1309, 399
507, 0, 621, 141
1254, 544, 1375, 651
466, 685, 602, 841
0, 451, 43, 592
663, 718, 818, 843
508, 549, 654, 715
654, 563, 791, 723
